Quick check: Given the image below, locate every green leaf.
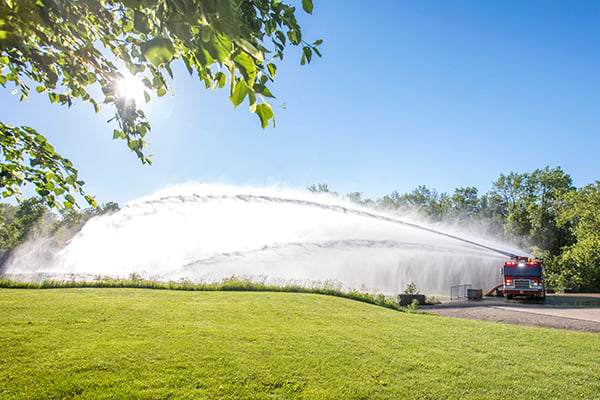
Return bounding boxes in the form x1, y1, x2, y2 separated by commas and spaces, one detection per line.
141, 38, 175, 67
90, 99, 100, 113
302, 0, 313, 14
302, 46, 312, 64
236, 39, 264, 63
215, 72, 227, 88
128, 63, 145, 75
287, 30, 301, 45
65, 175, 77, 185
260, 86, 275, 98
248, 91, 256, 112
201, 27, 212, 43
217, 0, 240, 38
85, 195, 97, 208
233, 51, 256, 85
229, 79, 247, 107
206, 35, 232, 63
133, 9, 150, 34
156, 88, 167, 97
255, 104, 274, 129
267, 63, 277, 79
275, 31, 286, 46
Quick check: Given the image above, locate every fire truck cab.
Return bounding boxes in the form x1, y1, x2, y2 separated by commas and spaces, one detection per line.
502, 256, 545, 300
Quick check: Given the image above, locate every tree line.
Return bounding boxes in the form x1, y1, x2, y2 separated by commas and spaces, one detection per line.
309, 166, 600, 292
1, 165, 597, 292
0, 198, 119, 264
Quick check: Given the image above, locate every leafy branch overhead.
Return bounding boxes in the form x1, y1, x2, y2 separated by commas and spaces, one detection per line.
0, 0, 321, 208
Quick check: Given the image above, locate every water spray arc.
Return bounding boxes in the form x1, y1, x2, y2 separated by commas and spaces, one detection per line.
2, 185, 526, 294
131, 193, 519, 259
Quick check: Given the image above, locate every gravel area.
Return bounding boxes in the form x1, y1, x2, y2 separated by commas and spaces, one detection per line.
420, 294, 600, 332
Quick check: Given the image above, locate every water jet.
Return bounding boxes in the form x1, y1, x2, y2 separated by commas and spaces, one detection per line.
2, 184, 527, 295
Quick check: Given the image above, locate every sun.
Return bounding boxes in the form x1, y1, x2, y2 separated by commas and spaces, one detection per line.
116, 73, 146, 105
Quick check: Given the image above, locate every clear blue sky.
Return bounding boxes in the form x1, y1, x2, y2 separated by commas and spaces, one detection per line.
2, 0, 599, 206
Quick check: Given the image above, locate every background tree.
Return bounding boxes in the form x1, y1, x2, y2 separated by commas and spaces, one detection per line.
474, 193, 506, 237
552, 182, 600, 291
376, 190, 402, 210
0, 198, 120, 268
490, 171, 530, 245
0, 0, 321, 208
490, 166, 574, 255
387, 185, 450, 220
450, 187, 480, 221
306, 183, 337, 196
5, 197, 46, 248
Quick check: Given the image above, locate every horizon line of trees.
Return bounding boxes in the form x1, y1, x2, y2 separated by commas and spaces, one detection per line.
309, 166, 600, 292
1, 165, 597, 292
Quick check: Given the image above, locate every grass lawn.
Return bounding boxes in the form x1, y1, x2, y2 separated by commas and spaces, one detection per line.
0, 288, 598, 399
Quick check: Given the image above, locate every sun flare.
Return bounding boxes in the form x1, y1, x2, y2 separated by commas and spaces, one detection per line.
116, 73, 146, 105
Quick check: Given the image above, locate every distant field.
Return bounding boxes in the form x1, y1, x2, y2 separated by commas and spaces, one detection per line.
0, 289, 598, 399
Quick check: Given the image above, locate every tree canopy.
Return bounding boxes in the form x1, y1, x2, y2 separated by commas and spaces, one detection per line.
0, 0, 321, 208
553, 182, 600, 291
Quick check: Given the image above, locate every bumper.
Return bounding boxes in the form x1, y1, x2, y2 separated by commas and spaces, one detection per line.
503, 287, 544, 297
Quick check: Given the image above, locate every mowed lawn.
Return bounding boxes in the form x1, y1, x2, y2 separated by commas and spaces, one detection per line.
0, 289, 598, 399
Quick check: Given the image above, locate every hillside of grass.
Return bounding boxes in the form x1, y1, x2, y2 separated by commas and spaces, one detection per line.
0, 288, 598, 399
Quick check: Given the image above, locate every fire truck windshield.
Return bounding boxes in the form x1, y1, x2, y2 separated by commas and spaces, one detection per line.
504, 265, 541, 277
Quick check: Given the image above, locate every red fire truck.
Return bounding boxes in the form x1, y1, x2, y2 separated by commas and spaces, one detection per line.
502, 256, 545, 300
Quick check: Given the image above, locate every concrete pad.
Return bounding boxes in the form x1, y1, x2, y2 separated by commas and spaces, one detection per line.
421, 293, 600, 332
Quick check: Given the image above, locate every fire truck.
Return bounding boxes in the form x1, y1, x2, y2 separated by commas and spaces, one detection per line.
502, 256, 545, 300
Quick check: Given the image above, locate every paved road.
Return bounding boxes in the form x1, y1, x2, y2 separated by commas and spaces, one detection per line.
420, 294, 600, 332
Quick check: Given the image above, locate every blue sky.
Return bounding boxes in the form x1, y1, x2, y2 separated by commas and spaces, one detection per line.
1, 0, 599, 206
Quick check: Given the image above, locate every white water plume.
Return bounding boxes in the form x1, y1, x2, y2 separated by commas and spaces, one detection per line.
2, 184, 528, 295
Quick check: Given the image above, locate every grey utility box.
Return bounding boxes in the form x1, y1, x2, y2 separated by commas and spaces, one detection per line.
467, 289, 483, 300
397, 294, 426, 306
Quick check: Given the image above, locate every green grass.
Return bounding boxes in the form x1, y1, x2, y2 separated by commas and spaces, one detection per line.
0, 276, 406, 311
0, 289, 598, 399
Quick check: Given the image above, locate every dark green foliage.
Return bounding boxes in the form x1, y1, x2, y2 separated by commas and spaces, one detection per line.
0, 123, 94, 209
550, 182, 600, 291
490, 166, 574, 255
1, 0, 321, 208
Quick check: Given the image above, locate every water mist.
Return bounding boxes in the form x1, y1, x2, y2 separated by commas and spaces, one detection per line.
1, 184, 527, 295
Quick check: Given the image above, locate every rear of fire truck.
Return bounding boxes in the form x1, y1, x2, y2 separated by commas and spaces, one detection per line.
502, 256, 545, 300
